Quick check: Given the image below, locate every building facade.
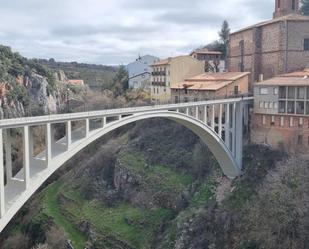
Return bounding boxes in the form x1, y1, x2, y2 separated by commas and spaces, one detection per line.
227, 0, 309, 90
252, 69, 309, 153
127, 55, 159, 90
190, 48, 226, 72
171, 72, 250, 103
150, 56, 204, 103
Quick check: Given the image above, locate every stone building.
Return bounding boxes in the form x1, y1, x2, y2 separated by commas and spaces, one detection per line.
150, 56, 204, 103
171, 72, 250, 103
227, 0, 309, 90
252, 68, 309, 153
190, 48, 226, 72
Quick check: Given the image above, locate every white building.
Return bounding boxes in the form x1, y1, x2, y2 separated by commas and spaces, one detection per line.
127, 55, 159, 90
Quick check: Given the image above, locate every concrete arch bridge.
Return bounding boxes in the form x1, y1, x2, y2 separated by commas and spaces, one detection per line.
0, 97, 252, 232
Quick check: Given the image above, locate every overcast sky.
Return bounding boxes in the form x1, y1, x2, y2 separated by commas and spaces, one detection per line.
0, 0, 273, 65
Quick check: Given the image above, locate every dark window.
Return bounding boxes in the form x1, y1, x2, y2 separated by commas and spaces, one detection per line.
234, 86, 239, 95
297, 135, 303, 145
175, 96, 179, 103
278, 0, 281, 8
292, 0, 296, 10
304, 39, 309, 51
184, 88, 188, 94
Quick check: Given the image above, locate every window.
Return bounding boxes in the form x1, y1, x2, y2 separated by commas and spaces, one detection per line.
290, 117, 294, 127
280, 116, 284, 127
269, 102, 273, 109
279, 101, 286, 113
279, 86, 287, 98
304, 39, 309, 51
271, 116, 275, 126
287, 101, 295, 114
297, 87, 305, 99
278, 0, 281, 8
297, 135, 303, 145
273, 87, 278, 95
288, 87, 296, 99
260, 87, 268, 95
262, 115, 266, 125
259, 101, 264, 108
264, 102, 269, 109
274, 102, 278, 109
296, 101, 305, 114
292, 0, 296, 10
234, 86, 239, 95
299, 118, 303, 128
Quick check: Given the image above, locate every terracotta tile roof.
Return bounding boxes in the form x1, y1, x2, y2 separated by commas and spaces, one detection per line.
186, 72, 250, 81
171, 72, 249, 91
255, 69, 309, 86
171, 81, 234, 91
256, 77, 309, 86
232, 14, 309, 35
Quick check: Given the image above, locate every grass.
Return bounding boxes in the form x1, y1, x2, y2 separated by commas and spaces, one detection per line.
63, 186, 174, 249
41, 181, 87, 249
190, 179, 217, 207
120, 150, 193, 194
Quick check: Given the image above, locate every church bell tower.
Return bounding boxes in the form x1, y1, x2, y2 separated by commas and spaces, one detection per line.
273, 0, 300, 18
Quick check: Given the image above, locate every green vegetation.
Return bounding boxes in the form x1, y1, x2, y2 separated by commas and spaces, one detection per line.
190, 180, 217, 207
119, 150, 193, 194
39, 58, 117, 90
41, 181, 87, 249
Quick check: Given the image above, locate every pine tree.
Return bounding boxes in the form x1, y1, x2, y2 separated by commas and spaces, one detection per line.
218, 20, 230, 58
301, 0, 309, 15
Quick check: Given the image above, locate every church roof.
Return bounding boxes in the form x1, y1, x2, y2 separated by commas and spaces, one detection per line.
231, 14, 309, 35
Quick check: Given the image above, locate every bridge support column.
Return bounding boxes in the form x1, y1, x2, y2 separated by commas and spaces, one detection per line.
0, 129, 5, 217
66, 121, 71, 151
4, 130, 12, 183
23, 126, 30, 189
234, 101, 243, 169
231, 102, 236, 155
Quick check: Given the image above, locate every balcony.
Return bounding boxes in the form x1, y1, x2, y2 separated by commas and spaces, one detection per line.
151, 71, 166, 76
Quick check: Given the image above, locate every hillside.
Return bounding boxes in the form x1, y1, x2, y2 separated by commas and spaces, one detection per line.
38, 59, 118, 90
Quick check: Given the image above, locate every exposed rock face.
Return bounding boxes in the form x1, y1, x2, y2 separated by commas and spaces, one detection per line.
29, 73, 64, 114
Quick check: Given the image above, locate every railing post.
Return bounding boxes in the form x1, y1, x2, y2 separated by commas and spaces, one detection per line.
102, 117, 106, 127
204, 106, 208, 124
232, 102, 236, 156
195, 106, 199, 119
23, 126, 30, 189
66, 121, 71, 151
211, 105, 215, 130
219, 104, 223, 138
4, 129, 12, 182
46, 123, 52, 166
235, 101, 243, 169
85, 119, 89, 137
225, 103, 230, 150
0, 129, 5, 217
186, 108, 189, 116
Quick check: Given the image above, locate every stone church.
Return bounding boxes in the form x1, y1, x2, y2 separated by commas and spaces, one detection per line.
227, 0, 309, 90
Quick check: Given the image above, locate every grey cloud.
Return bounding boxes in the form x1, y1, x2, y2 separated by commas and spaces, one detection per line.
0, 0, 273, 65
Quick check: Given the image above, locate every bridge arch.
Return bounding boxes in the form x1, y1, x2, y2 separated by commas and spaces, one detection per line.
0, 98, 251, 233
